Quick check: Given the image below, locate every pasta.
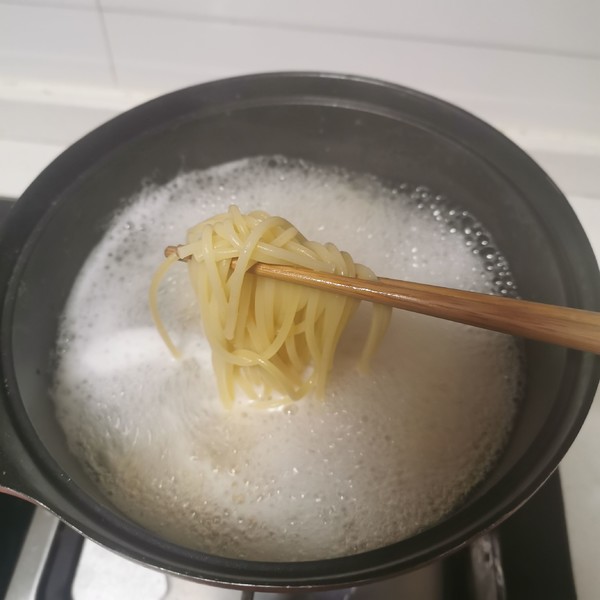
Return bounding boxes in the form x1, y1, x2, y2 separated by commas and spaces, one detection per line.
149, 205, 391, 407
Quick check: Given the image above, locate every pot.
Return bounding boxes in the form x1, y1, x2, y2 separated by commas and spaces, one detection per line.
0, 72, 599, 590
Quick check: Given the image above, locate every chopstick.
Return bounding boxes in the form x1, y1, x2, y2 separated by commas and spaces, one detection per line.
164, 246, 600, 354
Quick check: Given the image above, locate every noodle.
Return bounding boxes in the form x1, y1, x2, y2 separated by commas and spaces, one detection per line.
149, 206, 391, 407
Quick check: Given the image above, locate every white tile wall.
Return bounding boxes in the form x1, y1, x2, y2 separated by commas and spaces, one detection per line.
0, 0, 598, 143
98, 0, 600, 58
0, 3, 113, 85
102, 11, 600, 136
0, 0, 598, 197
2, 0, 96, 7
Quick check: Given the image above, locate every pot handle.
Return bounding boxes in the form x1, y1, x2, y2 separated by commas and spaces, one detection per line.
0, 398, 43, 504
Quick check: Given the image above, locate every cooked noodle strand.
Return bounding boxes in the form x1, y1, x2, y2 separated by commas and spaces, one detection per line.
149, 206, 391, 406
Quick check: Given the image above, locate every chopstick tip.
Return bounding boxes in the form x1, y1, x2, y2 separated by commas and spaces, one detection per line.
164, 245, 179, 259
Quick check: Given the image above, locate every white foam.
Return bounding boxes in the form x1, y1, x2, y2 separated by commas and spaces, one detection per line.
53, 157, 521, 560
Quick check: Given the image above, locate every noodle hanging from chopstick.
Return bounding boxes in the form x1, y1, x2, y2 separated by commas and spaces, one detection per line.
149, 206, 391, 407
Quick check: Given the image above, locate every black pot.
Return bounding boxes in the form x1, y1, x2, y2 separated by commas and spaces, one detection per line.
0, 73, 598, 590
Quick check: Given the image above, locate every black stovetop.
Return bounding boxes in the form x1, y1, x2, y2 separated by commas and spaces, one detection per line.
0, 199, 36, 599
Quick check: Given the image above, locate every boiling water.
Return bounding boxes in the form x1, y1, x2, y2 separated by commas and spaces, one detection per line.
53, 157, 522, 560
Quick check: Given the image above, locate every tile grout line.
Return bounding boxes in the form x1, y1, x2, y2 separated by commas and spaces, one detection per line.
0, 0, 598, 62
79, 6, 600, 63
95, 0, 118, 86
0, 0, 92, 10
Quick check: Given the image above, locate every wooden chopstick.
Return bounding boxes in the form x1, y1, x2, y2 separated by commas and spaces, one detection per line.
164, 246, 600, 354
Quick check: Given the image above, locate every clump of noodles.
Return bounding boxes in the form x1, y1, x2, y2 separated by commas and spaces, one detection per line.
149, 206, 391, 407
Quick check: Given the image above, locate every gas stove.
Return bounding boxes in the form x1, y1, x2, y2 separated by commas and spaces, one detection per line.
0, 471, 576, 600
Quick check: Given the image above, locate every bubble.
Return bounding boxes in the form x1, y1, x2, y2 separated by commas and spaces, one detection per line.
52, 156, 522, 562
